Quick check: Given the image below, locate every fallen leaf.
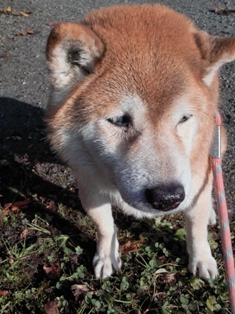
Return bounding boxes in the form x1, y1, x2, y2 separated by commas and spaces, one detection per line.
0, 290, 10, 296
12, 200, 30, 210
3, 203, 12, 211
20, 229, 28, 239
44, 300, 59, 314
0, 159, 9, 166
3, 7, 32, 16
119, 238, 145, 254
19, 11, 30, 17
14, 30, 34, 38
11, 200, 29, 211
43, 263, 61, 279
46, 201, 56, 210
164, 272, 176, 284
213, 7, 235, 15
71, 284, 94, 300
11, 135, 22, 141
3, 6, 11, 14
3, 200, 29, 212
39, 196, 47, 203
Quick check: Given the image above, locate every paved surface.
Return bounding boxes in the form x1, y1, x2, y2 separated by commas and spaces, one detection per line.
1, 0, 235, 214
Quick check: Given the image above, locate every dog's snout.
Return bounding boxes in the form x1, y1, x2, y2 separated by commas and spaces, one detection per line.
145, 183, 185, 211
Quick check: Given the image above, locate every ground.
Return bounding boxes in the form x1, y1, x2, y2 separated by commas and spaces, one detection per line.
0, 0, 235, 313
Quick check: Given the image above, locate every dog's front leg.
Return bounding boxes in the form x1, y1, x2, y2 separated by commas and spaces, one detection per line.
79, 188, 122, 279
184, 176, 218, 280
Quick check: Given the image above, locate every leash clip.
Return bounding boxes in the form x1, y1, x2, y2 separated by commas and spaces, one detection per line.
210, 111, 221, 159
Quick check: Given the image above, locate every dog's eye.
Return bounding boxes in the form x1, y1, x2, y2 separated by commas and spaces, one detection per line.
107, 115, 131, 127
179, 115, 192, 124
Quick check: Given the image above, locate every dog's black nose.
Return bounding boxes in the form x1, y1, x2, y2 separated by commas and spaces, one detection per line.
145, 183, 185, 211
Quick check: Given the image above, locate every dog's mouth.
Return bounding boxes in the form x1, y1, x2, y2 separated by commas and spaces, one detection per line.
149, 200, 183, 212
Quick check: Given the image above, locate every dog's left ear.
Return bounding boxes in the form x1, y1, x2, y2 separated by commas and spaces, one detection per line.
194, 31, 235, 86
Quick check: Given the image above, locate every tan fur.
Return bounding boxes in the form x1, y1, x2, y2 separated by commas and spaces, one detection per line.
46, 4, 235, 279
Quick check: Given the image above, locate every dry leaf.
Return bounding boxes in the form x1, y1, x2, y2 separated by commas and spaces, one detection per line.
24, 30, 34, 35
3, 6, 11, 14
44, 300, 59, 314
0, 159, 8, 166
11, 205, 21, 211
11, 135, 22, 141
20, 229, 28, 239
3, 203, 12, 211
164, 273, 176, 284
39, 196, 47, 203
119, 238, 145, 254
19, 11, 30, 17
0, 290, 10, 296
43, 263, 61, 279
71, 284, 94, 300
46, 201, 56, 210
3, 200, 29, 212
3, 8, 32, 16
14, 30, 34, 38
213, 7, 235, 15
12, 200, 29, 210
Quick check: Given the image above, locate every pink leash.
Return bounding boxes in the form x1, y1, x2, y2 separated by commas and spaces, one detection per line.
210, 111, 235, 313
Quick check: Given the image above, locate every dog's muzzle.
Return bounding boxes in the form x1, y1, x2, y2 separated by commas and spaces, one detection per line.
145, 183, 185, 211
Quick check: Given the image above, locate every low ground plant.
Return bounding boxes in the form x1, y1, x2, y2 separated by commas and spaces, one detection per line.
0, 190, 232, 313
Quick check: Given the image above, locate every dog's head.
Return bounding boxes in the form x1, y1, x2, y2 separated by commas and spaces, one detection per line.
46, 5, 235, 214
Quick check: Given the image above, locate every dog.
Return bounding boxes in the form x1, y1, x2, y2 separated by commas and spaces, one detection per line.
45, 4, 235, 280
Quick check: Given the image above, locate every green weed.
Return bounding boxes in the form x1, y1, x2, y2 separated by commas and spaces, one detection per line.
0, 201, 232, 313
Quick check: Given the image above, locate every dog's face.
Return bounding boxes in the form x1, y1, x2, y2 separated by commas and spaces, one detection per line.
77, 88, 212, 215
46, 5, 235, 215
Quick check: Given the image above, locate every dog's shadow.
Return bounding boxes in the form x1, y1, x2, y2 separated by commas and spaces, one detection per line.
0, 97, 87, 240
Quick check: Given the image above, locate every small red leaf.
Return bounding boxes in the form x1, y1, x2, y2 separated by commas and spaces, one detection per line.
44, 300, 59, 314
43, 263, 61, 279
119, 238, 145, 254
0, 290, 10, 296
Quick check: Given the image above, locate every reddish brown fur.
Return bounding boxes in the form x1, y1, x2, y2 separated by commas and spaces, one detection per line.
45, 4, 235, 280
45, 4, 235, 189
46, 5, 230, 128
47, 6, 210, 168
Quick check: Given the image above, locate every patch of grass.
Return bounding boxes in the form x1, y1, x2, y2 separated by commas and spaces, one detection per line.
0, 192, 232, 314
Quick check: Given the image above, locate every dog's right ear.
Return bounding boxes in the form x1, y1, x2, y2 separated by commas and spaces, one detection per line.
194, 31, 235, 86
46, 22, 104, 94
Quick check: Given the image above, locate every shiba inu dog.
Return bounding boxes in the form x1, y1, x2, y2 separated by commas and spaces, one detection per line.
45, 4, 235, 280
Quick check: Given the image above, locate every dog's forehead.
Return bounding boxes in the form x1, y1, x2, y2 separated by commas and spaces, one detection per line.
118, 92, 202, 119
83, 5, 201, 109
85, 5, 199, 69
71, 66, 203, 125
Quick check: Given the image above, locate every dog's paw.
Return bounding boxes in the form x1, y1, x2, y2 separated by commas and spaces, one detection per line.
93, 252, 122, 279
188, 254, 218, 280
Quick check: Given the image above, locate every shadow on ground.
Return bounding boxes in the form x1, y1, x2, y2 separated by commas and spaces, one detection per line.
0, 97, 86, 237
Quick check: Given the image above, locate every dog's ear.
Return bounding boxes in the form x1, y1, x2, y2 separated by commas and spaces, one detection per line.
46, 22, 104, 92
194, 31, 235, 86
